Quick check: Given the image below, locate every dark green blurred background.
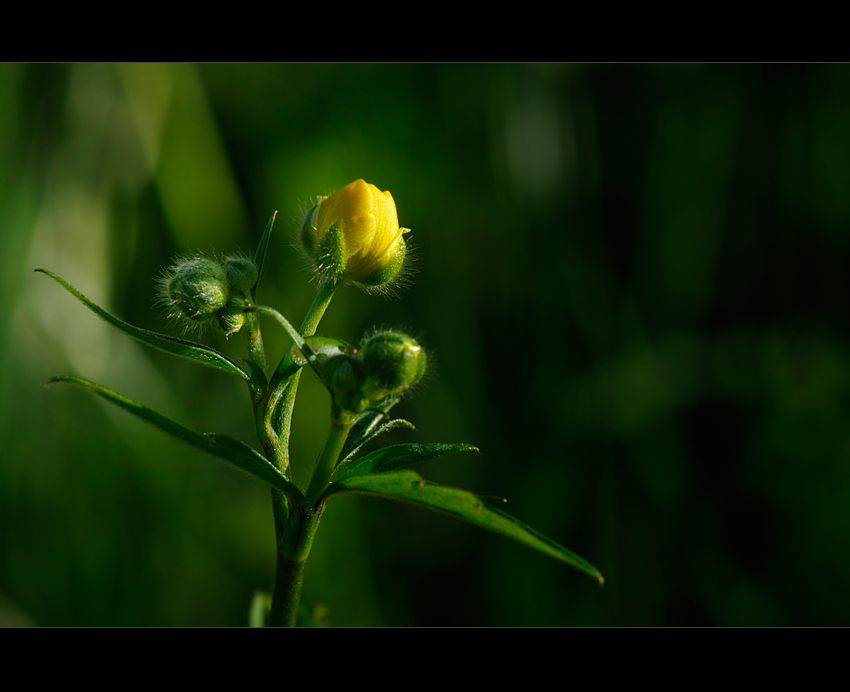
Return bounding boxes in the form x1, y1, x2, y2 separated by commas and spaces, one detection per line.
2, 63, 850, 626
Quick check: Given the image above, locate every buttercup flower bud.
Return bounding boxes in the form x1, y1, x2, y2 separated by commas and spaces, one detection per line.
164, 257, 229, 324
301, 179, 410, 288
322, 354, 369, 415
298, 336, 367, 418
300, 331, 426, 421
360, 331, 427, 398
223, 257, 259, 295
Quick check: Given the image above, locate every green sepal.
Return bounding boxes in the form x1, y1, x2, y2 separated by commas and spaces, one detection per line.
36, 269, 251, 385
252, 211, 276, 298
335, 442, 476, 481
299, 204, 319, 256
48, 376, 304, 505
357, 236, 407, 288
323, 469, 604, 583
315, 223, 346, 282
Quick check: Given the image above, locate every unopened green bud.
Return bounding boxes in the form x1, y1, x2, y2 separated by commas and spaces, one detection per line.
361, 331, 426, 397
322, 354, 367, 413
303, 337, 368, 419
223, 257, 259, 295
306, 331, 426, 421
166, 258, 229, 323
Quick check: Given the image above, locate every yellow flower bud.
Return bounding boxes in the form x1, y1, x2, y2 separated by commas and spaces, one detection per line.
301, 179, 410, 286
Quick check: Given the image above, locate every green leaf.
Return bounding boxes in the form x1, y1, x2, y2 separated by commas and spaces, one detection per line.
336, 442, 477, 481
36, 268, 251, 384
48, 376, 304, 504
324, 470, 603, 583
335, 395, 405, 464
206, 433, 303, 503
252, 211, 276, 297
268, 345, 303, 395
243, 358, 269, 392
337, 415, 416, 469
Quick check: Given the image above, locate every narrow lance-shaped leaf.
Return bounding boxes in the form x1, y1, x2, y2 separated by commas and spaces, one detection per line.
324, 469, 603, 583
335, 442, 478, 481
205, 433, 303, 502
48, 376, 304, 504
252, 211, 276, 298
335, 396, 408, 471
36, 268, 251, 384
337, 415, 416, 469
242, 358, 269, 393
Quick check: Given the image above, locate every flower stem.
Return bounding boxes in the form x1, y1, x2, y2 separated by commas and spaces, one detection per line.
266, 278, 338, 626
269, 553, 306, 626
305, 418, 352, 508
275, 278, 338, 470
268, 505, 323, 627
243, 307, 267, 371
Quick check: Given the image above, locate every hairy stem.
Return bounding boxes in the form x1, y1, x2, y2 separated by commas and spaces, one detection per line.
243, 308, 267, 372
305, 418, 353, 508
275, 279, 338, 470
268, 505, 323, 627
269, 554, 307, 627
266, 278, 337, 626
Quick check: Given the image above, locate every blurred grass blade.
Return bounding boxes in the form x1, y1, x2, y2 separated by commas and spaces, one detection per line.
252, 211, 276, 297
324, 469, 603, 583
48, 376, 304, 504
36, 268, 251, 384
336, 442, 477, 481
249, 591, 271, 627
337, 416, 416, 470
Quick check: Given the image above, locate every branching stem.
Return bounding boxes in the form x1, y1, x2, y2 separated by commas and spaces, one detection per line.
262, 278, 338, 626
305, 419, 353, 508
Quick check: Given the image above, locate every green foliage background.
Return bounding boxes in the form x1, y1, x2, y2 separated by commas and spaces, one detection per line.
2, 63, 850, 625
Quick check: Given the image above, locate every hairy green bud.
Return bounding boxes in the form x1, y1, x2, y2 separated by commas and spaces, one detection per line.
361, 331, 426, 396
305, 331, 426, 421
300, 337, 366, 419
223, 257, 259, 295
322, 354, 368, 414
164, 257, 229, 324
